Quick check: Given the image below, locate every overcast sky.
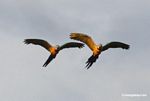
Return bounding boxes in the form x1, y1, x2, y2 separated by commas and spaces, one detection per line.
0, 0, 150, 101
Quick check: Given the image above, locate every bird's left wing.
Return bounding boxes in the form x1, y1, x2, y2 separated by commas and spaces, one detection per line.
59, 42, 84, 50
70, 33, 97, 51
102, 42, 130, 52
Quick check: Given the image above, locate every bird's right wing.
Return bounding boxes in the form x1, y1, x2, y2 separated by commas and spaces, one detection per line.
24, 39, 52, 52
102, 41, 130, 52
43, 55, 56, 67
59, 42, 84, 50
70, 33, 97, 51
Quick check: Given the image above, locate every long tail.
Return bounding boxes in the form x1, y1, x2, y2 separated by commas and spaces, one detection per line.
85, 55, 99, 69
43, 55, 55, 67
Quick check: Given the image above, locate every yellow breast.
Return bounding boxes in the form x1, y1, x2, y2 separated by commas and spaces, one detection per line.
93, 46, 101, 56
49, 47, 57, 55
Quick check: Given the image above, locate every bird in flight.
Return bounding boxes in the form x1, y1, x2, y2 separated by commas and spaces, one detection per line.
24, 39, 84, 67
70, 33, 130, 69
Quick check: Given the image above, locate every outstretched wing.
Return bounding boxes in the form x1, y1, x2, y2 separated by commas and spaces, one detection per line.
102, 42, 130, 52
70, 33, 97, 51
43, 55, 56, 67
85, 55, 99, 69
59, 42, 84, 50
24, 39, 52, 52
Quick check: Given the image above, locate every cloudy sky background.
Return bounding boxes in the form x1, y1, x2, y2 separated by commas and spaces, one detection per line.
0, 0, 150, 101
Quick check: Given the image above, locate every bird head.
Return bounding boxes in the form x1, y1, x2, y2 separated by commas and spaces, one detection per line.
55, 45, 60, 50
97, 44, 102, 50
55, 45, 60, 48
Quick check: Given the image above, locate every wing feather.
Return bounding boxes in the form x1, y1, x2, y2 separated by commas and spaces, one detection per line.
24, 39, 52, 52
59, 42, 84, 50
70, 33, 97, 51
102, 41, 130, 52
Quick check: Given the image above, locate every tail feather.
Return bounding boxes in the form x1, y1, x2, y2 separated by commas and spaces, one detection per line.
43, 55, 55, 67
